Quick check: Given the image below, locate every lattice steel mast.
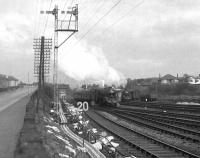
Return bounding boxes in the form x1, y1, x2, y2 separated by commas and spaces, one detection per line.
41, 5, 78, 112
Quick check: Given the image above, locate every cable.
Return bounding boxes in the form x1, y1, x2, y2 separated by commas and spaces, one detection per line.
37, 0, 44, 37
33, 0, 41, 37
78, 0, 98, 18
74, 0, 110, 39
43, 0, 53, 35
75, 0, 122, 44
62, 0, 69, 10
62, 0, 75, 21
102, 0, 145, 34
79, 0, 106, 32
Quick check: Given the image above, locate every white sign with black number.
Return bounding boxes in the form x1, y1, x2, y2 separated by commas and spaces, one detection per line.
77, 101, 89, 112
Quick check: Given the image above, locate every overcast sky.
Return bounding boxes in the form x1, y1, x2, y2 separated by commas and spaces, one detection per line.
1, 0, 200, 84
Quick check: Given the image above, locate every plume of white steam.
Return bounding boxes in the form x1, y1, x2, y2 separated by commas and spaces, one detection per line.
58, 39, 124, 85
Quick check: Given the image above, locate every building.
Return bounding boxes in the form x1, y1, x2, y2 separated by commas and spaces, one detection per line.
159, 74, 179, 85
0, 74, 9, 88
187, 76, 200, 85
0, 74, 19, 89
7, 76, 19, 87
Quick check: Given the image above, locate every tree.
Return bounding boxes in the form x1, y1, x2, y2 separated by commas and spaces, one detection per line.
183, 74, 190, 78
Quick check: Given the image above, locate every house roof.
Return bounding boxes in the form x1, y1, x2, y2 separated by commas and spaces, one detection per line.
0, 74, 18, 81
161, 74, 176, 80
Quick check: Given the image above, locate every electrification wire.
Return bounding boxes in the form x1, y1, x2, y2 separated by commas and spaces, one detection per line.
33, 0, 41, 37
74, 0, 112, 39
79, 0, 106, 32
75, 0, 122, 44
62, 0, 69, 11
78, 0, 97, 16
62, 0, 75, 21
43, 0, 53, 35
77, 0, 104, 30
36, 0, 45, 37
102, 0, 145, 34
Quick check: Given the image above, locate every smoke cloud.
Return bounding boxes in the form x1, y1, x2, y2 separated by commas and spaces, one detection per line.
58, 38, 125, 85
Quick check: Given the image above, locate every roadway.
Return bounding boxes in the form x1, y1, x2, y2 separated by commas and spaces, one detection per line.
0, 87, 36, 158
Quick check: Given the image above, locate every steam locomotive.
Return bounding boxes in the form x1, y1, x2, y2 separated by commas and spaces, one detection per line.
73, 87, 122, 107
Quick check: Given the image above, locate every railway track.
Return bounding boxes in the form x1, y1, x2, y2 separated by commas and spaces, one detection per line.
117, 107, 200, 125
86, 110, 200, 158
123, 101, 200, 113
59, 103, 106, 158
116, 107, 200, 129
104, 109, 200, 143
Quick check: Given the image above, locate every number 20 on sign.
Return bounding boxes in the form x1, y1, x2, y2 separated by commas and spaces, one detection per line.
77, 101, 89, 111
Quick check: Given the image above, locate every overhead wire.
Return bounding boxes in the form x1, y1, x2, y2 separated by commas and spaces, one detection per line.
75, 0, 123, 45
102, 0, 145, 34
60, 0, 100, 36
79, 0, 106, 33
62, 0, 75, 21
36, 0, 45, 37
78, 0, 98, 18
62, 0, 69, 10
43, 0, 53, 35
33, 0, 41, 37
77, 0, 104, 32
36, 0, 45, 36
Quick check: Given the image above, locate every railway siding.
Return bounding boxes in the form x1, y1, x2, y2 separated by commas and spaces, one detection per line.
119, 106, 200, 126
112, 111, 200, 142
104, 110, 200, 155
113, 109, 200, 135
59, 103, 106, 158
122, 102, 200, 114
87, 110, 200, 158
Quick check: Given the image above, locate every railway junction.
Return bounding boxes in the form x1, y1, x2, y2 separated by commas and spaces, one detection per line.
1, 85, 199, 158
1, 1, 200, 158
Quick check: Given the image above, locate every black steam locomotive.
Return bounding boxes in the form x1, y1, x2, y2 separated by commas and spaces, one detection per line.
73, 87, 122, 107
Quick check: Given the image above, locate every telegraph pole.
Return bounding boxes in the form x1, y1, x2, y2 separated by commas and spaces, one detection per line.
39, 36, 44, 90
33, 36, 52, 112
28, 72, 29, 95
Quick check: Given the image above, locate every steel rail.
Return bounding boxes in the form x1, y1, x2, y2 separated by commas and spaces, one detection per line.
87, 110, 200, 158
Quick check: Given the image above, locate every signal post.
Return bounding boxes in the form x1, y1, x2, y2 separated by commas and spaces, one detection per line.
41, 5, 78, 113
